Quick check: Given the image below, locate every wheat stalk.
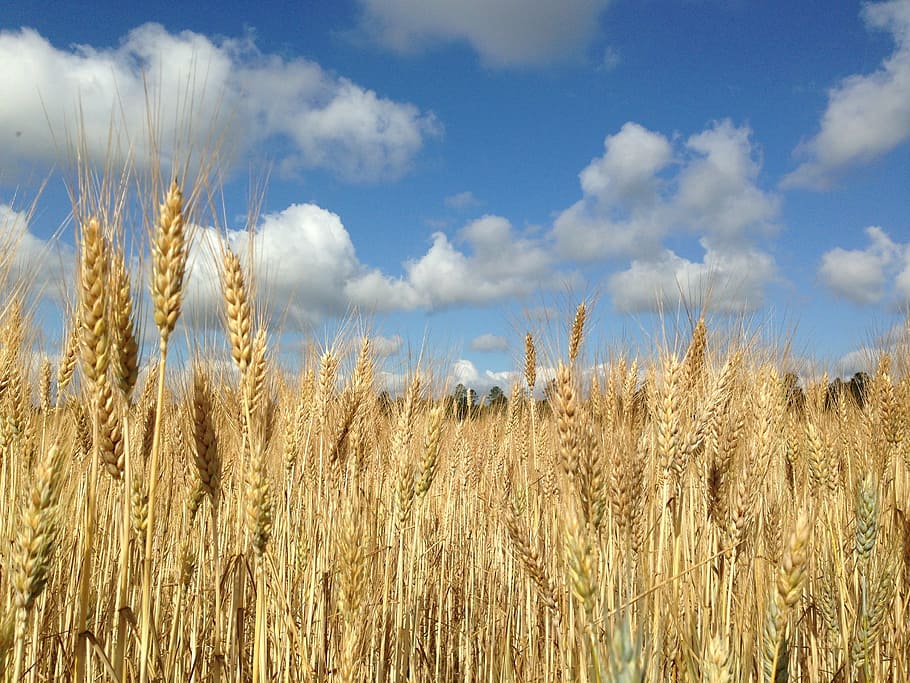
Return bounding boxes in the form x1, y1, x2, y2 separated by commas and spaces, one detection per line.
140, 179, 186, 683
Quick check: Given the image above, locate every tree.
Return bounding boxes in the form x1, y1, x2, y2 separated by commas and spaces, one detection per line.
783, 372, 805, 414
467, 388, 478, 417
378, 390, 393, 417
825, 377, 846, 410
450, 383, 474, 420
849, 372, 870, 409
543, 378, 558, 403
487, 385, 507, 412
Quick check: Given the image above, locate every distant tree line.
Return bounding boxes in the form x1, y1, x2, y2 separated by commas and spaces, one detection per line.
375, 370, 873, 422
784, 371, 873, 414
443, 383, 510, 420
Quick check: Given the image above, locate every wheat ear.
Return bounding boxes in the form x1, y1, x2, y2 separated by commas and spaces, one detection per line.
150, 179, 186, 351
110, 250, 139, 398
763, 511, 811, 682
11, 444, 66, 681
222, 247, 253, 374
568, 301, 586, 365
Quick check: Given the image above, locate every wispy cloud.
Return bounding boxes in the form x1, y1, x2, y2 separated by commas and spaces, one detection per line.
468, 333, 509, 352
444, 190, 482, 209
353, 0, 612, 67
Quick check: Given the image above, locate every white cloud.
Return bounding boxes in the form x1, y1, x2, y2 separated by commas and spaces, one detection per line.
834, 347, 877, 377
444, 191, 481, 209
553, 120, 778, 262
834, 322, 910, 376
818, 226, 908, 304
552, 123, 673, 260
0, 24, 439, 182
468, 333, 509, 352
675, 121, 780, 247
552, 199, 669, 261
355, 0, 611, 66
350, 214, 567, 311
450, 359, 517, 394
372, 334, 405, 357
578, 122, 673, 203
0, 204, 72, 301
184, 206, 568, 327
783, 1, 910, 188
184, 203, 361, 328
608, 242, 776, 313
552, 119, 780, 312
599, 46, 621, 72
897, 251, 910, 300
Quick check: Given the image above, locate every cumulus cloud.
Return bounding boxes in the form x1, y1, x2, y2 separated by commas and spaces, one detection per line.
675, 122, 780, 248
0, 204, 72, 301
450, 359, 517, 395
552, 119, 780, 312
897, 252, 910, 300
578, 122, 673, 204
553, 123, 673, 260
607, 242, 776, 313
354, 0, 611, 66
554, 120, 778, 262
184, 206, 568, 327
372, 334, 405, 357
783, 1, 910, 188
468, 333, 509, 352
349, 214, 567, 311
0, 24, 439, 182
834, 322, 909, 375
834, 347, 878, 376
184, 203, 363, 328
818, 226, 909, 304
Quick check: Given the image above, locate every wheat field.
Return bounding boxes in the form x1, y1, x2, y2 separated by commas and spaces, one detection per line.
0, 171, 909, 683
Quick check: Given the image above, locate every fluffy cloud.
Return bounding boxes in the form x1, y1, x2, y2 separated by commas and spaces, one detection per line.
818, 226, 909, 304
553, 123, 673, 261
468, 333, 509, 352
834, 322, 909, 375
0, 204, 72, 301
834, 347, 878, 376
608, 242, 776, 313
783, 1, 910, 188
579, 122, 673, 203
675, 122, 780, 248
355, 0, 611, 66
372, 334, 405, 357
450, 359, 517, 395
184, 206, 568, 327
554, 120, 778, 261
184, 203, 363, 328
0, 24, 439, 182
897, 253, 910, 300
553, 119, 780, 312
349, 214, 566, 311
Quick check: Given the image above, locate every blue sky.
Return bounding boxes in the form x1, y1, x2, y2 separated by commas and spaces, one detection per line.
1, 0, 909, 392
